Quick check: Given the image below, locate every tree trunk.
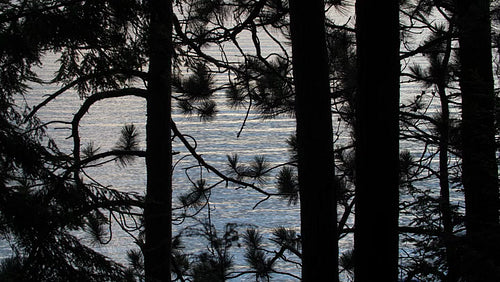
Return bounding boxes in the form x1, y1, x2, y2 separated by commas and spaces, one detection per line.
438, 78, 458, 282
288, 0, 339, 281
456, 0, 500, 279
144, 0, 173, 281
436, 33, 458, 282
456, 0, 499, 238
354, 0, 400, 281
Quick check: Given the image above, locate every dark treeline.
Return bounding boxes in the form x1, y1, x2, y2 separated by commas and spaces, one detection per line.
1, 0, 499, 281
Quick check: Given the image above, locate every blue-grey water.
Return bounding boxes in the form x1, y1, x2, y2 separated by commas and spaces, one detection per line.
4, 50, 306, 280
1, 16, 460, 281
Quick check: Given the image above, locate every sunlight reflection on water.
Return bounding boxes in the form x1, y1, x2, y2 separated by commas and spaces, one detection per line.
0, 28, 446, 281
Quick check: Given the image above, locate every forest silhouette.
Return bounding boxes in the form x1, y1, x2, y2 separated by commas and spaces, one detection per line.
1, 0, 500, 281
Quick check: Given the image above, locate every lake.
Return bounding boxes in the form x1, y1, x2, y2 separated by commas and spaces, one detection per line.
3, 49, 306, 280
1, 19, 447, 281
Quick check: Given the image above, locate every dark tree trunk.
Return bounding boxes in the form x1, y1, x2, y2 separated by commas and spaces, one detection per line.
289, 0, 339, 281
144, 0, 173, 281
456, 0, 499, 238
456, 0, 500, 279
354, 0, 400, 281
438, 76, 459, 282
436, 34, 458, 282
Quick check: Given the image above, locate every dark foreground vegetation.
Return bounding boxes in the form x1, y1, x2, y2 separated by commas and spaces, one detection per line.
1, 0, 499, 281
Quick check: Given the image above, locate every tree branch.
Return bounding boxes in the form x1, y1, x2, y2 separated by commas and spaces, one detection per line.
171, 119, 277, 197
25, 70, 148, 121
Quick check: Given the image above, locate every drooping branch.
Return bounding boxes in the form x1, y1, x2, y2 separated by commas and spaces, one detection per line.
171, 119, 278, 198
25, 70, 148, 121
70, 88, 148, 180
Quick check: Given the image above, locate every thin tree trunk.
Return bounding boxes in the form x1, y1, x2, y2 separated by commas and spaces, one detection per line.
289, 0, 339, 281
354, 0, 400, 281
438, 74, 458, 282
144, 0, 173, 280
436, 31, 458, 282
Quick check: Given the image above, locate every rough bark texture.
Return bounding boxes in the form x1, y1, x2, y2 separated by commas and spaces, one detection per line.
354, 0, 400, 281
144, 0, 173, 281
289, 0, 339, 281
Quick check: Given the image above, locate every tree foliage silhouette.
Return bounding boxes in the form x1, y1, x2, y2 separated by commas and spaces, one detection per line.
2, 0, 500, 281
